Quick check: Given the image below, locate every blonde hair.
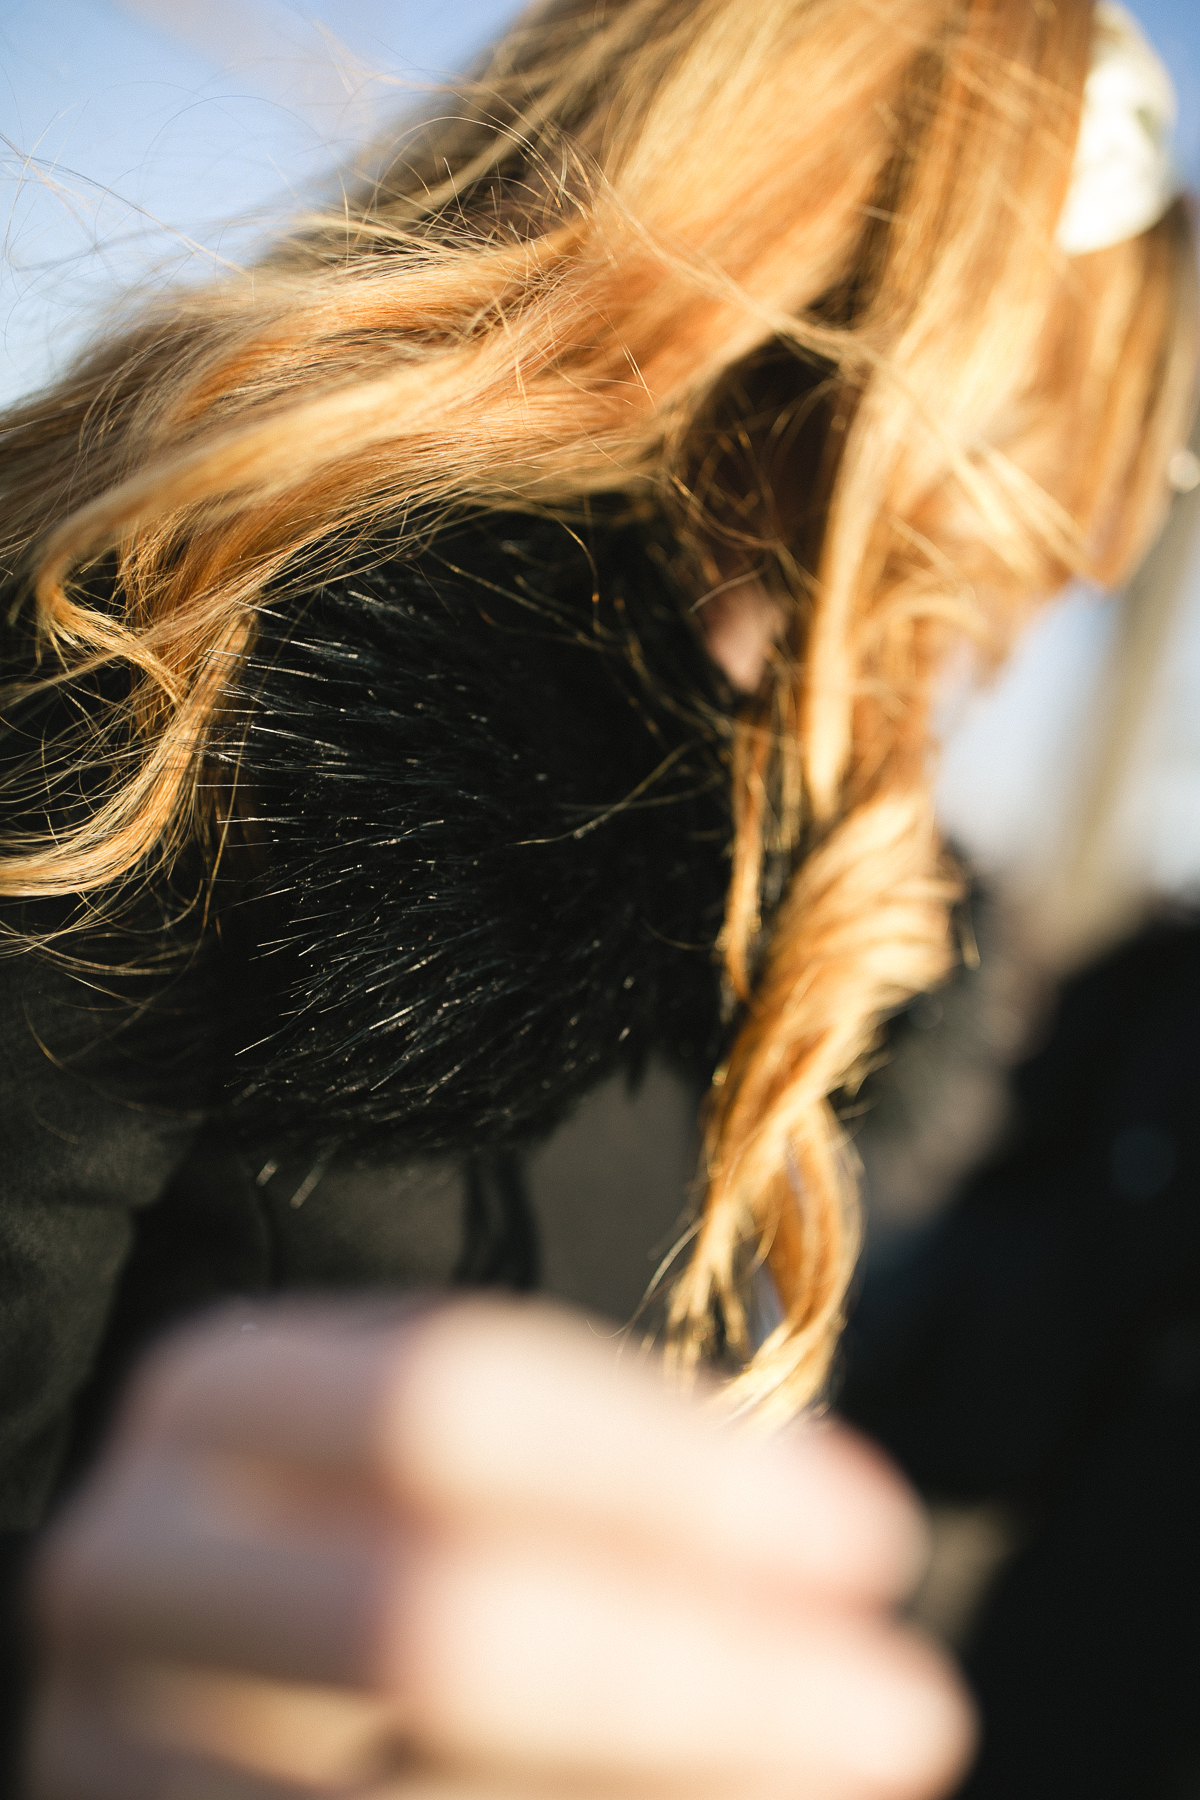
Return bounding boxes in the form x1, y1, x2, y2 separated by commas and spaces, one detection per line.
0, 0, 1195, 1422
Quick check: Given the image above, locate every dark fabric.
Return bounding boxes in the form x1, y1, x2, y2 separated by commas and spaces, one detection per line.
455, 1151, 540, 1290
0, 1533, 33, 1800
840, 921, 1200, 1799
959, 1353, 1200, 1800
0, 946, 208, 1528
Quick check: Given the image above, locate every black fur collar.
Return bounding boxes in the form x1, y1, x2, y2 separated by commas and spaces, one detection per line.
219, 512, 734, 1150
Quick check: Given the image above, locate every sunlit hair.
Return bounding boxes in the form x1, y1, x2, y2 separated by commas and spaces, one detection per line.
0, 0, 1195, 1422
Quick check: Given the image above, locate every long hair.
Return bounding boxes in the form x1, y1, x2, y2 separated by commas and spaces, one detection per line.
0, 0, 1195, 1422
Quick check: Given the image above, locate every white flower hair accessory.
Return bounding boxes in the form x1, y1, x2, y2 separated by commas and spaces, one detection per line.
1057, 1, 1183, 257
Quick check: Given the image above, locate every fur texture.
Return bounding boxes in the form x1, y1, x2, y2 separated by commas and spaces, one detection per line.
220, 512, 732, 1149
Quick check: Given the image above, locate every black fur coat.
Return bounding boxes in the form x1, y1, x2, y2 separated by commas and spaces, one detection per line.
218, 510, 734, 1148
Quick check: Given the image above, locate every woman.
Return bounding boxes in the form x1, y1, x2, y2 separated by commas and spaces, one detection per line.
1, 0, 1194, 1793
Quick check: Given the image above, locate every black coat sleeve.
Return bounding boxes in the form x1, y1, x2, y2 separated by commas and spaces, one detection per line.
0, 936, 211, 1786
0, 948, 208, 1530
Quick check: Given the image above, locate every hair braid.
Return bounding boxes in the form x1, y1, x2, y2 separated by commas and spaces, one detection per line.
669, 776, 959, 1421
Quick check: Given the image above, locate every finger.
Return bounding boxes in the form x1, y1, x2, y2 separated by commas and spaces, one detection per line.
387, 1304, 926, 1605
27, 1671, 339, 1800
111, 1661, 406, 1788
375, 1777, 786, 1800
121, 1296, 924, 1604
57, 1666, 802, 1800
30, 1677, 818, 1800
390, 1532, 976, 1800
35, 1448, 399, 1685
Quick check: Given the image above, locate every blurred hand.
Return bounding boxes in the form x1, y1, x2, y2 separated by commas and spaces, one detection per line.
28, 1296, 975, 1800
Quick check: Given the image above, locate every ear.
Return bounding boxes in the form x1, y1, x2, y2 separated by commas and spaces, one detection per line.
695, 580, 784, 695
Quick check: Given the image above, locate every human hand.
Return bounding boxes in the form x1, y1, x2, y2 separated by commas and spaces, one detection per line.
28, 1296, 975, 1799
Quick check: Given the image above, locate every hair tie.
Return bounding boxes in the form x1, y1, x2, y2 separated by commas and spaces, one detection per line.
1057, 1, 1183, 257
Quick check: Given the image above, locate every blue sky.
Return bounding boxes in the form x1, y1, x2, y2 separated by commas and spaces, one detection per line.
0, 1, 521, 404
1131, 0, 1199, 177
1, 1, 1197, 408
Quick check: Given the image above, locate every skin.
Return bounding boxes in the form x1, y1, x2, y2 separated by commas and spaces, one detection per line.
28, 1297, 976, 1800
695, 579, 785, 695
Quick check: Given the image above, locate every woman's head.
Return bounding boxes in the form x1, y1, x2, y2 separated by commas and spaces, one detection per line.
1, 0, 1195, 1417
